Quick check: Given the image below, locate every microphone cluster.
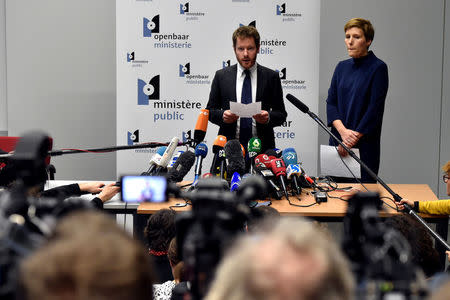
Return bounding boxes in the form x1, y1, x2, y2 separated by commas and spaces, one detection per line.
139, 106, 315, 203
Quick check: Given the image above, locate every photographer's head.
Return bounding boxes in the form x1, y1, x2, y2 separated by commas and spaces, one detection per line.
206, 217, 354, 300
20, 211, 154, 300
442, 160, 450, 196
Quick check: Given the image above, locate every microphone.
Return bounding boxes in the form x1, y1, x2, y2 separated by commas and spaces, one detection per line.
167, 150, 196, 182
155, 137, 179, 174
218, 149, 227, 179
286, 93, 309, 113
193, 109, 209, 146
230, 172, 241, 192
269, 158, 290, 200
265, 149, 280, 159
224, 140, 245, 178
210, 135, 227, 175
282, 148, 302, 195
254, 164, 283, 199
193, 143, 208, 182
142, 146, 167, 175
247, 137, 262, 174
254, 154, 272, 170
167, 150, 184, 170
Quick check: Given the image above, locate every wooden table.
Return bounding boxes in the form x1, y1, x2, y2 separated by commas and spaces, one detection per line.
136, 183, 448, 268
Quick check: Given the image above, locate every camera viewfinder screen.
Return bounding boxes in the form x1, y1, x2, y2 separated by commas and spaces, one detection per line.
121, 176, 167, 203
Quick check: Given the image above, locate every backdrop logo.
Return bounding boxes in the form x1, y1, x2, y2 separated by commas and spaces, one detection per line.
180, 2, 189, 14
127, 52, 135, 62
126, 51, 148, 67
127, 130, 139, 145
277, 67, 306, 90
275, 4, 302, 21
144, 14, 192, 48
222, 60, 231, 69
239, 21, 256, 27
138, 75, 160, 105
182, 130, 191, 143
277, 68, 286, 79
179, 2, 205, 21
179, 62, 190, 77
276, 3, 286, 15
143, 15, 160, 37
178, 62, 210, 85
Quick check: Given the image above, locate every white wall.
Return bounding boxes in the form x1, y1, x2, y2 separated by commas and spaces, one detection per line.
5, 0, 116, 180
0, 0, 6, 134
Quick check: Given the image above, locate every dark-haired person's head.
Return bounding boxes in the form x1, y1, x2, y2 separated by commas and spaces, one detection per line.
144, 208, 176, 252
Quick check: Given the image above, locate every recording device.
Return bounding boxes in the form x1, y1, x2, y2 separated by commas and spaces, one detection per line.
120, 175, 168, 203
282, 148, 302, 195
247, 137, 261, 173
167, 150, 184, 170
313, 191, 327, 203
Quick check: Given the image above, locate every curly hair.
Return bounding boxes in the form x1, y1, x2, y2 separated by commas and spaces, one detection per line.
385, 215, 441, 277
144, 208, 176, 252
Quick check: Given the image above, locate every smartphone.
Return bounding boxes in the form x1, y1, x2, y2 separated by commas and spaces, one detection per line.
120, 175, 167, 203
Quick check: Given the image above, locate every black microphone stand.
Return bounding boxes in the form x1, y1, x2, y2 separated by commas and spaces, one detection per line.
286, 95, 450, 252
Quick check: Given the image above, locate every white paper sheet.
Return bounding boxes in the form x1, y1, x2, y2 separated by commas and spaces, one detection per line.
229, 102, 261, 118
320, 145, 361, 178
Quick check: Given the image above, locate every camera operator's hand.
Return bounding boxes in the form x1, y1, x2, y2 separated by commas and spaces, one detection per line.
97, 183, 120, 203
397, 199, 414, 211
78, 182, 105, 194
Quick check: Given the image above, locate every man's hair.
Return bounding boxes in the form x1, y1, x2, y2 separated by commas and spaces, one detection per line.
206, 217, 355, 300
442, 160, 450, 173
232, 25, 260, 48
344, 18, 375, 43
20, 211, 154, 300
144, 208, 176, 251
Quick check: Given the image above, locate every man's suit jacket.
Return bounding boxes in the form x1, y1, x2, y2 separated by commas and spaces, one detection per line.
206, 64, 287, 152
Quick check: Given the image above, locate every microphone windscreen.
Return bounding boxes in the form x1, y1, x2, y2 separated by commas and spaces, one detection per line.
247, 137, 261, 158
230, 172, 241, 191
167, 150, 195, 182
224, 139, 245, 176
193, 109, 209, 143
286, 94, 309, 113
159, 137, 179, 168
282, 151, 298, 166
156, 146, 167, 156
212, 135, 227, 153
194, 143, 208, 158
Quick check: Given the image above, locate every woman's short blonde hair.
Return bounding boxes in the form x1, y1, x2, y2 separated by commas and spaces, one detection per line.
442, 161, 450, 173
344, 18, 374, 42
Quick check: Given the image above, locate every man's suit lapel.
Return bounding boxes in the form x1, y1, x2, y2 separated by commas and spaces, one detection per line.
228, 64, 238, 103
256, 64, 263, 102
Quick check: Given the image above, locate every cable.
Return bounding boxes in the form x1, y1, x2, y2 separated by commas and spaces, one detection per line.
123, 201, 128, 231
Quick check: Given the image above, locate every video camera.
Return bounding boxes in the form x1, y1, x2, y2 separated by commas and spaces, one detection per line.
175, 176, 267, 299
0, 131, 93, 300
343, 192, 428, 299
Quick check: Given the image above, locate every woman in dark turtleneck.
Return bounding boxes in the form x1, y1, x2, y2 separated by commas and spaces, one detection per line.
326, 18, 389, 183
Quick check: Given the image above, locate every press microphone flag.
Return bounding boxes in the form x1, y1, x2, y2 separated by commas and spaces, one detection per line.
286, 93, 450, 251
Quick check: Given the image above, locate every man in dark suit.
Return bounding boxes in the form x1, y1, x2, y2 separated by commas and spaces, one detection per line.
206, 26, 287, 153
